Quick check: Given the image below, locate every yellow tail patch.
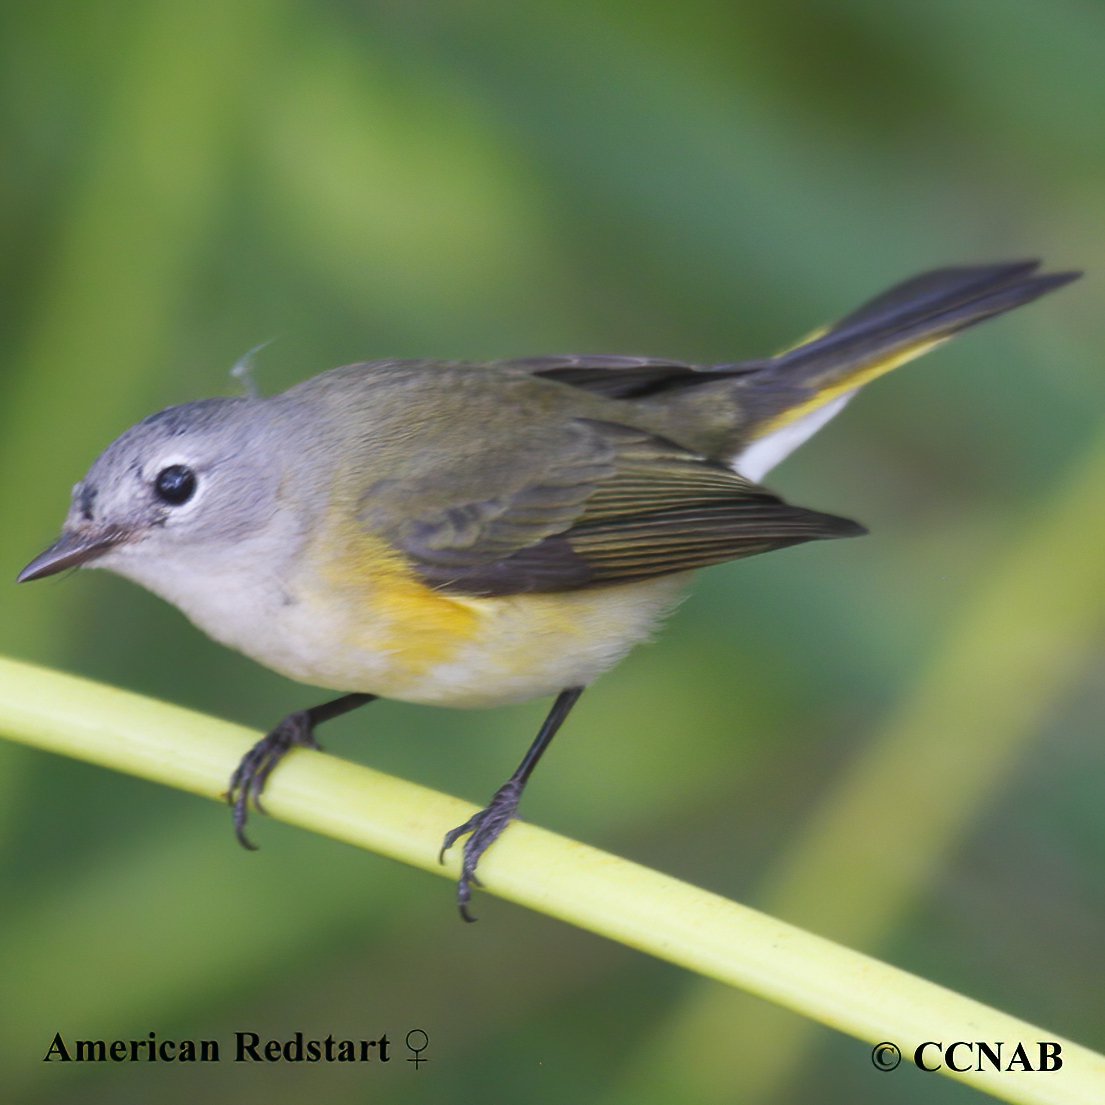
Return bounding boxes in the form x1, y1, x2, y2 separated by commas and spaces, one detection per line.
752, 335, 947, 441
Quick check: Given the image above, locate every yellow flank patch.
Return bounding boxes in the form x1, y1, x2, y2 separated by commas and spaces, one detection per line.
752, 335, 946, 441
312, 523, 484, 675
281, 505, 693, 704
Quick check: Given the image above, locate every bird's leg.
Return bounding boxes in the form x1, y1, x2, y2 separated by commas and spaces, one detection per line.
228, 692, 377, 849
440, 686, 584, 921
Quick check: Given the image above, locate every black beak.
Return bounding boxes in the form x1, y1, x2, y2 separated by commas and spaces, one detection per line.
17, 528, 126, 582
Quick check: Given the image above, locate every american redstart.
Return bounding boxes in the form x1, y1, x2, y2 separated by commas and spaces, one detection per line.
19, 261, 1079, 919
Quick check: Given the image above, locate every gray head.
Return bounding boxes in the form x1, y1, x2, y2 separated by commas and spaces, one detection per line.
19, 397, 284, 589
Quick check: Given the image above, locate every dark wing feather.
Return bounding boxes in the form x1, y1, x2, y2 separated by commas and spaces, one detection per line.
367, 418, 863, 596
500, 354, 757, 401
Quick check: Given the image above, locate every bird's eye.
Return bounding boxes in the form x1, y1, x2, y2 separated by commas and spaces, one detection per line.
153, 465, 197, 506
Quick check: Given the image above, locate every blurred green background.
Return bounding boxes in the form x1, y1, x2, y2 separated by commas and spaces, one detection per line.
1, 1, 1102, 1102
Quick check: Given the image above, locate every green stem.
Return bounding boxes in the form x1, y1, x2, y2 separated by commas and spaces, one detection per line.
0, 656, 1101, 1103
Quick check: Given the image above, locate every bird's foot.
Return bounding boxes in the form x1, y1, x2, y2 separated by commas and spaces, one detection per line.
227, 711, 322, 849
439, 779, 524, 922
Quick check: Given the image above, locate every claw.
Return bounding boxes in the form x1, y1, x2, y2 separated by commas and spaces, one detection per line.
226, 711, 320, 849
440, 779, 524, 922
225, 692, 376, 849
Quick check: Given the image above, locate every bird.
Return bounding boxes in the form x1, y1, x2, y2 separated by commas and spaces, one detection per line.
18, 260, 1079, 919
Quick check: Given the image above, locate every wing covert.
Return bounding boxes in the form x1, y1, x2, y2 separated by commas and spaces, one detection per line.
359, 418, 863, 596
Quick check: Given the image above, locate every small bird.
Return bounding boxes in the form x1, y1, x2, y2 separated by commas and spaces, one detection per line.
19, 261, 1078, 919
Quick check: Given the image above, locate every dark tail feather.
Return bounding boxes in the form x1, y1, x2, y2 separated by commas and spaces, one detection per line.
763, 260, 1080, 391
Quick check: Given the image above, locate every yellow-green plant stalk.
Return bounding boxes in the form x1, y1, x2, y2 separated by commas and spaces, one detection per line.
0, 656, 1102, 1105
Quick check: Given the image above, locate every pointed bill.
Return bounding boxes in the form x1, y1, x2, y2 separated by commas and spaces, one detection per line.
17, 528, 127, 582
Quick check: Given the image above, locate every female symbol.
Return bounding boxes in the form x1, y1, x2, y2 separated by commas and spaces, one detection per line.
406, 1029, 430, 1068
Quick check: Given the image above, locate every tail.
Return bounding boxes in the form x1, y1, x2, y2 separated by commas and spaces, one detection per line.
732, 261, 1080, 481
